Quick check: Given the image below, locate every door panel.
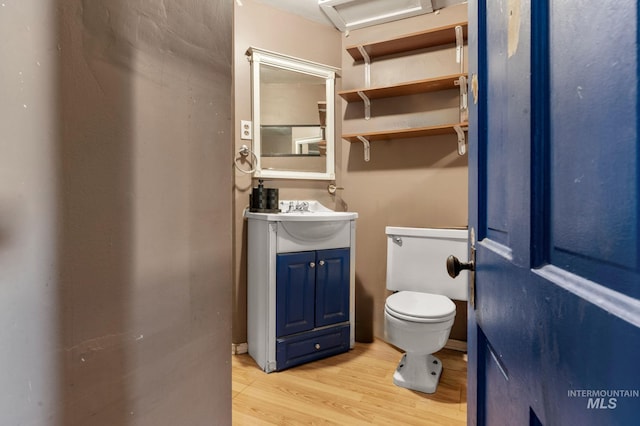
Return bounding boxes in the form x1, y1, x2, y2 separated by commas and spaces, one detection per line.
484, 0, 510, 244
477, 327, 521, 426
468, 0, 640, 425
276, 251, 316, 337
315, 248, 350, 327
547, 1, 640, 294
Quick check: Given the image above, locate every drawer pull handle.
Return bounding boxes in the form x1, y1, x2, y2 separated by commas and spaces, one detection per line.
315, 343, 321, 350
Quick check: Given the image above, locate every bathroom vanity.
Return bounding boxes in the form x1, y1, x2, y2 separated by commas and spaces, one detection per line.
245, 201, 357, 372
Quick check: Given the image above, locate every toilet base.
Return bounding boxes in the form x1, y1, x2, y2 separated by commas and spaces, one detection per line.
392, 352, 443, 394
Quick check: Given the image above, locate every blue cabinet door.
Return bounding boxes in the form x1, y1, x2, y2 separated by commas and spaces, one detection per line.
276, 251, 316, 338
315, 248, 350, 328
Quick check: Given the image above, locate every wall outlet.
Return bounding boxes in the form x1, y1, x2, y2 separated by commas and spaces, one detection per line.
240, 120, 252, 140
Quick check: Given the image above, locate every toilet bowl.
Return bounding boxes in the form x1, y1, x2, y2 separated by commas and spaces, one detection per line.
384, 291, 456, 393
384, 227, 468, 394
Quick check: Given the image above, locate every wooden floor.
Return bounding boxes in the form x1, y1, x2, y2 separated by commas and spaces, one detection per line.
232, 339, 467, 425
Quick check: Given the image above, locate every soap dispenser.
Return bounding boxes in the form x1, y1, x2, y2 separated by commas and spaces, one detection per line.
249, 179, 279, 213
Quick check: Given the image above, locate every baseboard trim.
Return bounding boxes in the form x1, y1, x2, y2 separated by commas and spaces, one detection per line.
445, 339, 467, 352
232, 342, 248, 355
231, 341, 464, 354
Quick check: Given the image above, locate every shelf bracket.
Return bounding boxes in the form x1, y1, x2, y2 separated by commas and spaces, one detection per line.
357, 91, 371, 120
357, 46, 371, 88
455, 25, 464, 72
455, 75, 468, 122
454, 125, 467, 156
356, 135, 371, 162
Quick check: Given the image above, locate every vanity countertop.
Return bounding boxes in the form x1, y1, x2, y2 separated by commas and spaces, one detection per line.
244, 200, 358, 222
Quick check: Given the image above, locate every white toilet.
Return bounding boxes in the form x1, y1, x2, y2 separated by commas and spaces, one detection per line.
384, 226, 468, 394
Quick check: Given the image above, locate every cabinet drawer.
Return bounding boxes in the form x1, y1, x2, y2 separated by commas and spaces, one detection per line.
276, 324, 350, 371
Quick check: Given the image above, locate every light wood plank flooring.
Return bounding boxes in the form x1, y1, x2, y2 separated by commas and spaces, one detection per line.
232, 339, 467, 425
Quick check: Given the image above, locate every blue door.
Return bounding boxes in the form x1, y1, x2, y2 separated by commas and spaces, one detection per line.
467, 1, 640, 424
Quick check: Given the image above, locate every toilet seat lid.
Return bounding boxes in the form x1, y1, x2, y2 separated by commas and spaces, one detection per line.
386, 291, 455, 322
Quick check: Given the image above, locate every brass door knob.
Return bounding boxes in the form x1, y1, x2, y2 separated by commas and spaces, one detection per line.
446, 255, 474, 278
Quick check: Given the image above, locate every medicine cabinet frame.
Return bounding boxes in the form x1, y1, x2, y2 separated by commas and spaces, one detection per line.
247, 47, 338, 180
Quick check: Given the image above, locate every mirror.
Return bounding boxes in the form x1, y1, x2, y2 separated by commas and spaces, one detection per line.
247, 47, 338, 180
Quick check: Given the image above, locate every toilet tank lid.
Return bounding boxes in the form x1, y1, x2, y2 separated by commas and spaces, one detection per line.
385, 226, 468, 239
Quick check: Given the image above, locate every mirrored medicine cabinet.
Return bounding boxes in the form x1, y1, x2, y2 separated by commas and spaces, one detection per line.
246, 47, 339, 180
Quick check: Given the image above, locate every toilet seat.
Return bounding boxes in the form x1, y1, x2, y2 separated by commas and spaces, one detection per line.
385, 291, 455, 323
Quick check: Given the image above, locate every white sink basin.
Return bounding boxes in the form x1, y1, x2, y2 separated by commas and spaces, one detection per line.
244, 200, 358, 253
280, 220, 348, 241
244, 200, 357, 244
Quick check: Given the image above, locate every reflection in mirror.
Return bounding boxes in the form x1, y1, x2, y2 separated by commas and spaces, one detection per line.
261, 126, 323, 156
247, 47, 338, 180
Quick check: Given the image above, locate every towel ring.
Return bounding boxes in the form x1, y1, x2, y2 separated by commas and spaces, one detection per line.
234, 145, 257, 174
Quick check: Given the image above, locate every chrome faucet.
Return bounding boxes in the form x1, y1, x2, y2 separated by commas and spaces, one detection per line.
284, 201, 310, 213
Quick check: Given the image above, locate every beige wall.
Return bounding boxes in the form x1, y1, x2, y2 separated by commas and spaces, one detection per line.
341, 4, 469, 341
1, 0, 232, 424
233, 0, 342, 344
232, 2, 468, 345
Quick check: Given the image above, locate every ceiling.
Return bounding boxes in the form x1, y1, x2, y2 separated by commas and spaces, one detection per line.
249, 0, 334, 27
248, 0, 467, 31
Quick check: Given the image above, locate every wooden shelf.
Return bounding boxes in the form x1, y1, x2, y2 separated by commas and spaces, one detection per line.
346, 22, 468, 62
342, 122, 468, 143
342, 20, 469, 161
338, 73, 466, 103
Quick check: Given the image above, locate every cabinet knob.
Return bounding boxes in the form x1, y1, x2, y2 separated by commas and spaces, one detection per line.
319, 260, 325, 266
309, 262, 315, 268
315, 343, 321, 350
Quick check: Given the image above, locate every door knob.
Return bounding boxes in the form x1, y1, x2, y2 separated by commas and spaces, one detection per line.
446, 255, 474, 278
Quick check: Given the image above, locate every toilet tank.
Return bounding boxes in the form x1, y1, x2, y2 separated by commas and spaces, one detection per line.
386, 227, 468, 301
